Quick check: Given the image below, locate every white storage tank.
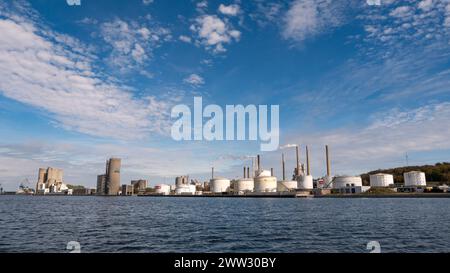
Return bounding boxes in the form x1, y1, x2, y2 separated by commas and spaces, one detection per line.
155, 184, 171, 195
404, 171, 426, 186
277, 181, 297, 192
210, 178, 230, 193
175, 184, 196, 195
333, 176, 362, 189
254, 170, 277, 193
236, 178, 254, 194
370, 173, 394, 187
297, 175, 314, 190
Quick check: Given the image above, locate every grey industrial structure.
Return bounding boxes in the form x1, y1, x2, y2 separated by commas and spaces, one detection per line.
97, 158, 121, 196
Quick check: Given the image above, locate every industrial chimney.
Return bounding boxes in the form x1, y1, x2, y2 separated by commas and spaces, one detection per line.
271, 168, 274, 177
282, 153, 286, 181
306, 146, 311, 176
211, 167, 214, 179
247, 167, 250, 179
257, 155, 261, 173
296, 145, 300, 176
326, 145, 331, 177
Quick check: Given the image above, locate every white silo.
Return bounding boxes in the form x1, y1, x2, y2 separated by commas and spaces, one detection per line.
404, 171, 426, 186
210, 178, 231, 193
297, 175, 313, 190
254, 170, 277, 193
236, 179, 254, 194
333, 176, 362, 189
370, 174, 394, 187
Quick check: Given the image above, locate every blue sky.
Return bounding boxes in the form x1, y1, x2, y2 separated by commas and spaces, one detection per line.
1, 0, 450, 190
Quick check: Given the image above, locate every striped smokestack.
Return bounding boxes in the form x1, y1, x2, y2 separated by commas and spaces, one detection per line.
326, 145, 331, 176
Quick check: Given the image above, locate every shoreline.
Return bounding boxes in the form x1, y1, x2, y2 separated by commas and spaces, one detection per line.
3, 193, 450, 198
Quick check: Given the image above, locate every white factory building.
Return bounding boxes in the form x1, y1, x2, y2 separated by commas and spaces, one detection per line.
370, 173, 394, 187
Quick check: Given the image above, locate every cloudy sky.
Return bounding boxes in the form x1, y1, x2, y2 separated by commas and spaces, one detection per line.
1, 0, 450, 190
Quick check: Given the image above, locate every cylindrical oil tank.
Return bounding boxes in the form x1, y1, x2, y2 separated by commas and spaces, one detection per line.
236, 178, 254, 194
107, 158, 121, 195
210, 178, 230, 193
404, 171, 426, 186
155, 184, 171, 195
254, 171, 277, 193
333, 176, 362, 189
277, 181, 297, 192
175, 184, 196, 195
297, 175, 314, 190
370, 173, 394, 187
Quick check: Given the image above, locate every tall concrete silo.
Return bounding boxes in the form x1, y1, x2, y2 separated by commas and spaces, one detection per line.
106, 158, 121, 195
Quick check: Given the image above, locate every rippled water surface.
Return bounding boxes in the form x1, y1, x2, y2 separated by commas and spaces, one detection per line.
0, 196, 449, 253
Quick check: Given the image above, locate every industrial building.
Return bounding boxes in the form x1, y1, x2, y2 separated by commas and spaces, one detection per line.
121, 184, 134, 196
35, 167, 72, 195
370, 173, 394, 187
131, 179, 148, 194
97, 158, 121, 196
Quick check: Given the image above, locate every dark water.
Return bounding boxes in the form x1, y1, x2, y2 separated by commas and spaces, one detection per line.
0, 196, 449, 253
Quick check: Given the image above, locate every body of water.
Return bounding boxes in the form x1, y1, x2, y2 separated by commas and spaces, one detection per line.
0, 196, 449, 253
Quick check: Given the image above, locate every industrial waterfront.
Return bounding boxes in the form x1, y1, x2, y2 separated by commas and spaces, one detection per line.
4, 145, 449, 198
1, 195, 450, 253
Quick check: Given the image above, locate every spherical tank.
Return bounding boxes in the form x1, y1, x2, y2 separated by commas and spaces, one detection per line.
210, 178, 230, 193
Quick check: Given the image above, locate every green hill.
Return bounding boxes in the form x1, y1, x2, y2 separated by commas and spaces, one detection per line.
361, 162, 450, 186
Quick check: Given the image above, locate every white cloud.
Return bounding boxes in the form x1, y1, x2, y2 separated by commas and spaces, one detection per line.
183, 74, 205, 86
100, 18, 171, 72
218, 4, 240, 16
389, 6, 412, 18
418, 0, 433, 11
282, 0, 345, 42
0, 6, 177, 141
191, 15, 241, 53
179, 35, 192, 43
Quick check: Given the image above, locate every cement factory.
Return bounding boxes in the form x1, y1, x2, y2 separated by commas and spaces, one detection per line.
4, 144, 445, 197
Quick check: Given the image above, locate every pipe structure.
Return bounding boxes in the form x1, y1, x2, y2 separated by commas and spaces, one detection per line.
326, 145, 331, 176
282, 153, 286, 181
296, 146, 300, 176
306, 146, 311, 176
